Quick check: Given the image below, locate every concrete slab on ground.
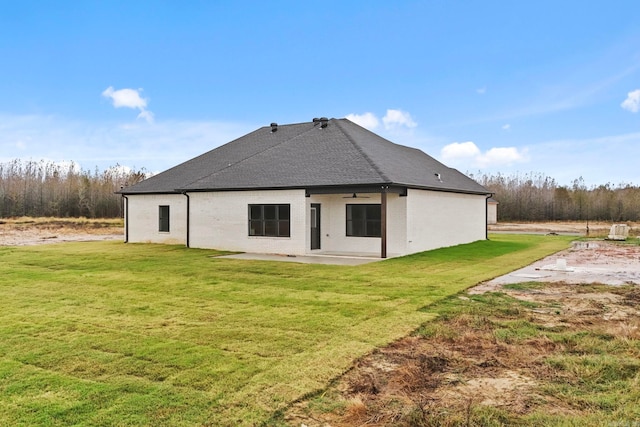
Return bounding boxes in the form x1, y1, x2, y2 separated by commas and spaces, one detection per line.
217, 252, 384, 266
471, 240, 640, 293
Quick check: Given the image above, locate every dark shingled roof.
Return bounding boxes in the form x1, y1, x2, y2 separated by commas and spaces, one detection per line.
120, 118, 489, 195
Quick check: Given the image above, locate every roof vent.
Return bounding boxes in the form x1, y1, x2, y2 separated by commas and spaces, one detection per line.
435, 173, 442, 182
270, 122, 278, 132
313, 117, 329, 128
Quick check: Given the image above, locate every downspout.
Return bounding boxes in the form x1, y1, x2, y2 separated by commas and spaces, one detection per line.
122, 194, 129, 243
183, 192, 190, 248
485, 193, 493, 240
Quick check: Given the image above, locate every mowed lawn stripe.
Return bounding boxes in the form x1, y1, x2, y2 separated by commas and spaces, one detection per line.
0, 234, 572, 425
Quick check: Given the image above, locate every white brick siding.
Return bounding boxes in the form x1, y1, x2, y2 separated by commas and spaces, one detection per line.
125, 194, 187, 244
189, 190, 307, 255
405, 189, 486, 253
125, 188, 486, 257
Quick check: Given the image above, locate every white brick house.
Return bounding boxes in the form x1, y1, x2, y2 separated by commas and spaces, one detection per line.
119, 118, 492, 258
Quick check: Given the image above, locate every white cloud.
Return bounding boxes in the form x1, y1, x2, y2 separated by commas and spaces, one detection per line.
441, 141, 481, 161
137, 110, 155, 123
345, 112, 379, 129
621, 89, 640, 113
441, 141, 528, 168
502, 124, 511, 130
476, 147, 528, 167
102, 86, 147, 109
476, 87, 486, 95
345, 109, 417, 131
382, 109, 417, 130
102, 86, 154, 123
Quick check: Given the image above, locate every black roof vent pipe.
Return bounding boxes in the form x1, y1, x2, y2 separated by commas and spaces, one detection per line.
270, 122, 278, 132
320, 117, 328, 128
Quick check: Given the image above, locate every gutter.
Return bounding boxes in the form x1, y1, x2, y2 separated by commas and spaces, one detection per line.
175, 184, 489, 196
183, 192, 190, 248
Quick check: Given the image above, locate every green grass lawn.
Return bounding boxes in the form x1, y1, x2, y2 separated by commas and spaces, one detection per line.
0, 234, 571, 426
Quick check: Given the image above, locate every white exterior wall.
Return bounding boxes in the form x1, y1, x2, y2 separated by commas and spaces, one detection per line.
387, 194, 408, 255
487, 202, 498, 224
125, 194, 187, 244
307, 193, 407, 257
405, 189, 486, 253
189, 189, 308, 255
125, 188, 486, 257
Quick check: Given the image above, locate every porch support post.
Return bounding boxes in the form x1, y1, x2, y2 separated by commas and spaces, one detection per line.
381, 186, 388, 259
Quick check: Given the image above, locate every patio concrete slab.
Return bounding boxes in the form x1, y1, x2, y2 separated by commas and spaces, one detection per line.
217, 252, 384, 265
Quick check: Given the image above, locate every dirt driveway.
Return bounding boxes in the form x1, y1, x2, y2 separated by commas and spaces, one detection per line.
0, 218, 123, 246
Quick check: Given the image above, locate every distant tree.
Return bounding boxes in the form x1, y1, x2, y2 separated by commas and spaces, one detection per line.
0, 160, 148, 218
472, 171, 640, 222
3, 161, 639, 221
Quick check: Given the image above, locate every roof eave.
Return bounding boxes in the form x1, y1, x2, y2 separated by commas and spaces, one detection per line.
117, 190, 183, 195
403, 184, 491, 196
175, 182, 489, 195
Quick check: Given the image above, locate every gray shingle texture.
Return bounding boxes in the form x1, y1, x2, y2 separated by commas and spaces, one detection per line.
120, 118, 489, 195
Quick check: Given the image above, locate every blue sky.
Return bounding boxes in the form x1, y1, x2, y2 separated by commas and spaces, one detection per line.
1, 1, 639, 187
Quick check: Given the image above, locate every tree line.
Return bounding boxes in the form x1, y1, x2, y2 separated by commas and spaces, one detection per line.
0, 160, 146, 218
1, 160, 639, 221
472, 172, 640, 222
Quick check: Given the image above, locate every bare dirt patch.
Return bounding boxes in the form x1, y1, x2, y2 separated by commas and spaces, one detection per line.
489, 220, 639, 237
0, 217, 123, 246
285, 238, 640, 426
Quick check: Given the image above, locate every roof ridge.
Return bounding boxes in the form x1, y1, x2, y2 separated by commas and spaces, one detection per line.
333, 119, 390, 183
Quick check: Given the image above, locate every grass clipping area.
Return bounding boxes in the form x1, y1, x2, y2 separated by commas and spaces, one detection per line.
0, 234, 570, 426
